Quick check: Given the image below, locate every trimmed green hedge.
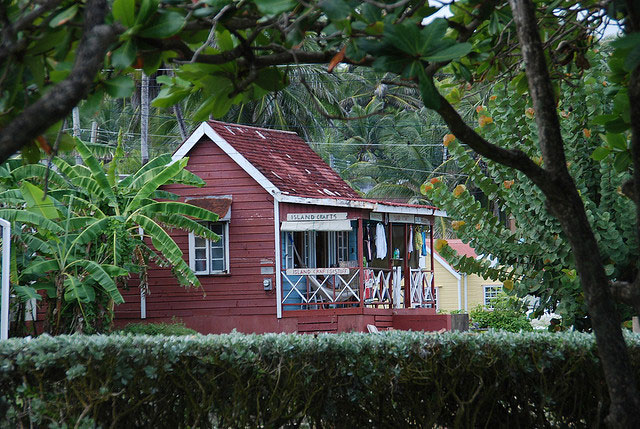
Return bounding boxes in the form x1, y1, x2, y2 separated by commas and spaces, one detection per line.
115, 321, 199, 336
1, 332, 638, 427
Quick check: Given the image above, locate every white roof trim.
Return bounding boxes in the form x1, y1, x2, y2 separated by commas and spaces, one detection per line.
425, 246, 461, 280
278, 194, 446, 217
172, 122, 281, 197
280, 219, 353, 231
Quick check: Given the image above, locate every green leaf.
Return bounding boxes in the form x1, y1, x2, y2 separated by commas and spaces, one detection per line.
624, 44, 640, 72
385, 23, 422, 55
422, 43, 472, 62
0, 209, 63, 235
74, 139, 118, 208
256, 0, 296, 16
135, 0, 158, 25
13, 286, 42, 302
49, 5, 78, 28
417, 67, 440, 110
64, 276, 96, 303
141, 202, 219, 224
138, 10, 185, 38
603, 133, 628, 151
591, 146, 610, 161
126, 159, 187, 213
613, 151, 631, 172
132, 214, 201, 287
72, 260, 124, 304
112, 0, 136, 27
20, 182, 59, 220
104, 76, 135, 98
111, 40, 137, 69
319, 0, 352, 21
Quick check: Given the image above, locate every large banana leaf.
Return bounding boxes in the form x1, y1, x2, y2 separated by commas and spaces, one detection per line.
132, 213, 200, 287
119, 154, 173, 188
0, 189, 25, 205
20, 182, 60, 220
11, 164, 67, 187
63, 275, 96, 303
152, 190, 180, 201
71, 260, 124, 304
154, 213, 219, 241
70, 217, 114, 248
74, 139, 118, 208
69, 176, 111, 203
0, 209, 64, 234
52, 158, 79, 179
125, 158, 187, 214
22, 259, 61, 276
20, 234, 53, 255
138, 201, 219, 223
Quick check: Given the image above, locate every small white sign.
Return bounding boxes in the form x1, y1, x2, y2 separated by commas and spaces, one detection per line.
414, 216, 431, 225
389, 213, 414, 224
369, 212, 383, 222
287, 213, 348, 221
286, 267, 350, 276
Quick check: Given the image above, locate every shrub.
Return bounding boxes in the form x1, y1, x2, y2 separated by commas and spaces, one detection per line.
116, 321, 199, 336
470, 294, 533, 332
1, 331, 637, 427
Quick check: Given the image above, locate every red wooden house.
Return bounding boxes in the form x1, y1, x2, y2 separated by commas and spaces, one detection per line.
116, 120, 455, 333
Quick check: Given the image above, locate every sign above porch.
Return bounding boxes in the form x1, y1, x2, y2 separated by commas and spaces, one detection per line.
286, 213, 348, 221
286, 267, 350, 275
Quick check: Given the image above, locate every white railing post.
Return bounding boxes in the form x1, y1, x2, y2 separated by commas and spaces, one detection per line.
1, 218, 11, 340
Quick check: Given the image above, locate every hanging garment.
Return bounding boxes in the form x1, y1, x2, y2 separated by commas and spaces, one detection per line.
375, 223, 387, 259
408, 225, 414, 255
421, 231, 427, 255
364, 224, 372, 262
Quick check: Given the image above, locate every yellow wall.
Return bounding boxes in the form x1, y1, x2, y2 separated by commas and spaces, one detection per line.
430, 255, 503, 313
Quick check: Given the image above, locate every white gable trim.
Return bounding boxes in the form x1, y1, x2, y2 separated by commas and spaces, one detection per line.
278, 194, 447, 217
425, 247, 461, 280
172, 122, 281, 197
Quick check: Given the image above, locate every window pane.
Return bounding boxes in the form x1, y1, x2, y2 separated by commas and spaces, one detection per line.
195, 248, 206, 259
211, 247, 223, 259
195, 260, 206, 272
211, 223, 223, 235
211, 258, 224, 271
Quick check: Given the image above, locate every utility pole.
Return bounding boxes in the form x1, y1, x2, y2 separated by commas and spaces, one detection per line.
141, 72, 150, 165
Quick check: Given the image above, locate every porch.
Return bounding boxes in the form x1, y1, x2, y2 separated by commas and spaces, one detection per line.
277, 205, 447, 332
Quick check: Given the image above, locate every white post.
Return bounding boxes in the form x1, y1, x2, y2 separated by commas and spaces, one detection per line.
140, 72, 150, 165
274, 197, 282, 318
138, 227, 146, 319
72, 106, 82, 165
1, 218, 11, 340
90, 121, 98, 144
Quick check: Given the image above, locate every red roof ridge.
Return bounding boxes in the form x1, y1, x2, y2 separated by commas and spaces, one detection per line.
207, 119, 299, 135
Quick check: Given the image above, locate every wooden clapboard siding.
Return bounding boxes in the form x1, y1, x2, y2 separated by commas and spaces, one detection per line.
114, 136, 278, 333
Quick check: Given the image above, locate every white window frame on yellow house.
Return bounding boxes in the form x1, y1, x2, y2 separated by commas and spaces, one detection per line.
483, 284, 502, 309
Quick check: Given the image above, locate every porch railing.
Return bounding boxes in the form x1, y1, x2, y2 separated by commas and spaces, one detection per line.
281, 269, 360, 309
280, 267, 435, 310
409, 268, 435, 308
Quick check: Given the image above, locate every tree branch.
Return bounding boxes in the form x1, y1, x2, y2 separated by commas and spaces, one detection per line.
508, 0, 568, 177
435, 93, 550, 189
0, 0, 122, 165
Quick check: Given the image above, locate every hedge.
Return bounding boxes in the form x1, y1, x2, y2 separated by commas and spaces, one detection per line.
1, 331, 639, 428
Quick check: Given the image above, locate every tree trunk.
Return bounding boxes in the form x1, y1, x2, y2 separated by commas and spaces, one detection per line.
507, 1, 640, 425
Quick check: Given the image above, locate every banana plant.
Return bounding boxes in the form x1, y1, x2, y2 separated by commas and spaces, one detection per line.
1, 138, 220, 334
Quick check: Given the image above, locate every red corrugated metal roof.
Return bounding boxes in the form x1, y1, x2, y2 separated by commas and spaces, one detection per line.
207, 120, 360, 199
446, 239, 478, 258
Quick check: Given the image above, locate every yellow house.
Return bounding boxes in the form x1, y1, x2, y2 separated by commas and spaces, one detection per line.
426, 239, 504, 313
